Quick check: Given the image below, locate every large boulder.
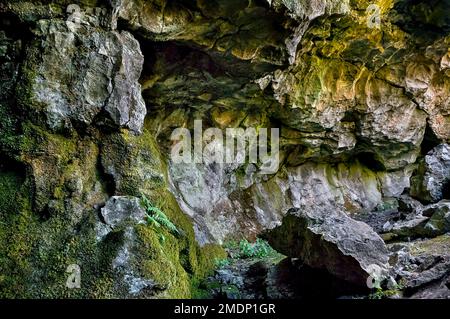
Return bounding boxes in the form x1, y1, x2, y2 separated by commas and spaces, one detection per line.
411, 144, 450, 203
389, 235, 450, 299
97, 196, 160, 297
19, 18, 146, 134
263, 207, 390, 287
422, 201, 450, 237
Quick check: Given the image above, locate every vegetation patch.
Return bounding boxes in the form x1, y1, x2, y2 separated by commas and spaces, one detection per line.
225, 238, 281, 260
141, 195, 181, 243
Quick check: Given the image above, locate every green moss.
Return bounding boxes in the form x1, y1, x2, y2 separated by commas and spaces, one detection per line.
134, 224, 189, 298
15, 42, 46, 113
0, 170, 22, 216
135, 189, 225, 298
369, 287, 402, 299
121, 126, 228, 291
20, 121, 77, 156
0, 114, 225, 298
0, 103, 21, 155
0, 199, 126, 299
159, 196, 226, 278
96, 125, 226, 298
0, 169, 33, 298
100, 128, 166, 196
0, 121, 119, 298
28, 213, 122, 298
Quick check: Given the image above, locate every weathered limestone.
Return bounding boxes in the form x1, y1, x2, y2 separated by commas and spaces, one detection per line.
263, 207, 390, 288
21, 19, 146, 134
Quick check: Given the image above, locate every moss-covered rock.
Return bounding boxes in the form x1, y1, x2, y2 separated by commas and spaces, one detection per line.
0, 112, 224, 298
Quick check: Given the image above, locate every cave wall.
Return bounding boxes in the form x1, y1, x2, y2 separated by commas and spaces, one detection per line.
0, 0, 449, 297
137, 0, 449, 243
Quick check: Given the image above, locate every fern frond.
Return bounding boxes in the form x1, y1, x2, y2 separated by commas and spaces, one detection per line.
141, 194, 181, 237
146, 214, 161, 228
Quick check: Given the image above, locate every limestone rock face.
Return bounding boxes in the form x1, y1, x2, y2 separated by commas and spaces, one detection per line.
135, 0, 449, 244
98, 196, 164, 297
170, 160, 413, 244
263, 207, 390, 287
21, 19, 146, 134
411, 144, 450, 203
100, 196, 146, 229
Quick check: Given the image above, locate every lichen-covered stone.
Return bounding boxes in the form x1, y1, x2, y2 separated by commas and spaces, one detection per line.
422, 200, 450, 237
100, 126, 166, 197
389, 235, 450, 298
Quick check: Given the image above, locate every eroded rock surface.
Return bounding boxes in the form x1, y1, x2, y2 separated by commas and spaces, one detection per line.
389, 235, 450, 299
0, 0, 449, 299
20, 18, 146, 133
263, 207, 390, 287
411, 144, 450, 203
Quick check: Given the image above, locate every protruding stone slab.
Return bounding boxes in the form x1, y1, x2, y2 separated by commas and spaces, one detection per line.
264, 208, 390, 287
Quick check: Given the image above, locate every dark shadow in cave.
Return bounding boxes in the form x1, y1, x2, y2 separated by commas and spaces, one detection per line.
251, 258, 368, 299
442, 180, 450, 200
421, 123, 441, 155
392, 0, 450, 43
205, 238, 371, 300
134, 38, 280, 88
355, 152, 386, 172
0, 154, 26, 180
0, 11, 34, 42
96, 156, 116, 198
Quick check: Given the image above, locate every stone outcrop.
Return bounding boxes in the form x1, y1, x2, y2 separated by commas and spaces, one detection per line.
411, 144, 450, 203
422, 201, 450, 237
358, 197, 450, 242
170, 160, 413, 244
98, 196, 163, 297
389, 235, 450, 299
100, 196, 146, 230
19, 18, 146, 134
263, 207, 390, 288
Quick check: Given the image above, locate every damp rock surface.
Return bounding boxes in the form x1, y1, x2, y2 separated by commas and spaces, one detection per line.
0, 0, 449, 299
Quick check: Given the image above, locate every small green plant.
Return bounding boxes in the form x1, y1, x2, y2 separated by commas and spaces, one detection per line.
141, 195, 180, 243
223, 238, 279, 259
238, 238, 275, 259
369, 283, 404, 299
214, 258, 230, 269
